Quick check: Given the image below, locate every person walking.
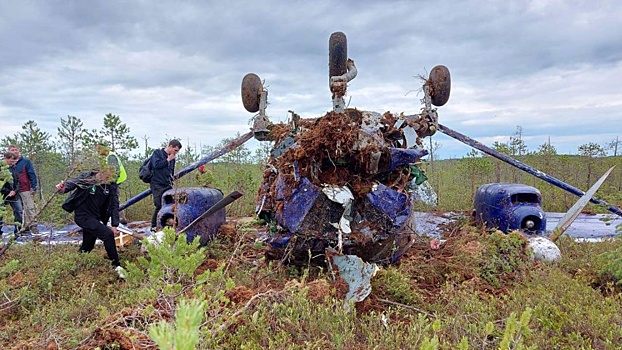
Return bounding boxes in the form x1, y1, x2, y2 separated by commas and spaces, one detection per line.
95, 143, 127, 185
1, 152, 22, 234
149, 139, 182, 231
7, 145, 38, 234
96, 143, 127, 222
55, 167, 125, 277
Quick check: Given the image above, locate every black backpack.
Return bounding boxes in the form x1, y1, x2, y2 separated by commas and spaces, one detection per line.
138, 155, 153, 183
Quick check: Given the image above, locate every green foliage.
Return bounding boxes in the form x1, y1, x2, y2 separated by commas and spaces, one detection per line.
479, 232, 527, 288
1, 120, 53, 163
2, 227, 622, 348
598, 245, 622, 286
578, 142, 606, 158
57, 115, 87, 165
374, 266, 422, 305
99, 113, 139, 155
124, 227, 207, 292
149, 299, 206, 350
498, 308, 535, 350
0, 161, 12, 220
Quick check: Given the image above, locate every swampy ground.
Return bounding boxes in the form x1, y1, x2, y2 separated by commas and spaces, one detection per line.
2, 216, 622, 349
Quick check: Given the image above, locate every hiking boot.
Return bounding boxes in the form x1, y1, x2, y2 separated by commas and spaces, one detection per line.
29, 225, 40, 235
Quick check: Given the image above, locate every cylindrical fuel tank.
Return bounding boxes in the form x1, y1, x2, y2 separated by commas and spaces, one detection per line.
157, 187, 225, 245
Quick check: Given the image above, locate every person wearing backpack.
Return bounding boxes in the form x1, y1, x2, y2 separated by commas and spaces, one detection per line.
149, 139, 182, 232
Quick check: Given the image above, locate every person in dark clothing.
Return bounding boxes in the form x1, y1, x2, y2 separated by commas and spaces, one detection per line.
55, 168, 125, 276
8, 145, 38, 234
96, 143, 127, 223
1, 152, 21, 233
149, 139, 182, 231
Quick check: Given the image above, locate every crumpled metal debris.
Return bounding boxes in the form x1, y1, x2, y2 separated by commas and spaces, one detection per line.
258, 109, 438, 266
327, 248, 379, 304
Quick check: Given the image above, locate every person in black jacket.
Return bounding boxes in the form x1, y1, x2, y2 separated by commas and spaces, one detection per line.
149, 139, 182, 231
55, 168, 123, 273
1, 152, 21, 233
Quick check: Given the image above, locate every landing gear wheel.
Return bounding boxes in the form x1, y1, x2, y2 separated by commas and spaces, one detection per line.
241, 73, 262, 113
427, 65, 451, 107
329, 32, 348, 79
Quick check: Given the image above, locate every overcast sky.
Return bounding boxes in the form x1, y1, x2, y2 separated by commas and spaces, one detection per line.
1, 0, 621, 159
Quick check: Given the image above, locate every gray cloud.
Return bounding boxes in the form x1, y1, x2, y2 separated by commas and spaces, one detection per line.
1, 0, 621, 160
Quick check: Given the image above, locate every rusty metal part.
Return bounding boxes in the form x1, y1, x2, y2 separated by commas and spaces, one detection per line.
401, 110, 438, 138
241, 73, 262, 113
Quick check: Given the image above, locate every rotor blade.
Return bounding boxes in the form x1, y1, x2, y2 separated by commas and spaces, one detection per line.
119, 131, 253, 211
177, 191, 243, 235
549, 166, 615, 242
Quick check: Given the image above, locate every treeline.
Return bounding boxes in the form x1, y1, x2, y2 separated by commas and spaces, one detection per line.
425, 126, 622, 213
0, 115, 268, 224
1, 118, 621, 224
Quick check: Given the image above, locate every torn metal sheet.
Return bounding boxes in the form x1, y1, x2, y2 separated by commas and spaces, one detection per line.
322, 185, 354, 235
387, 147, 428, 172
273, 176, 322, 234
366, 183, 412, 229
412, 181, 438, 206
271, 136, 296, 158
327, 248, 379, 303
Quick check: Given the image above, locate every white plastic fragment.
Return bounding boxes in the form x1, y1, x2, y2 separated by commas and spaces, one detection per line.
527, 236, 561, 262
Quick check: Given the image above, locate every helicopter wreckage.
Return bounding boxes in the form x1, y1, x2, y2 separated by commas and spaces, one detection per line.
244, 33, 450, 266
5, 33, 622, 293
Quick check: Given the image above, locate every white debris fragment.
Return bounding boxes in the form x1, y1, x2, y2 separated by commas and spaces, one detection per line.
527, 236, 561, 262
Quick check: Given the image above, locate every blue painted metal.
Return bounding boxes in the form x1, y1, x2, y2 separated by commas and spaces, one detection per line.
273, 176, 321, 233
119, 131, 253, 211
438, 123, 622, 217
474, 183, 546, 235
387, 147, 428, 172
366, 183, 412, 228
157, 187, 226, 245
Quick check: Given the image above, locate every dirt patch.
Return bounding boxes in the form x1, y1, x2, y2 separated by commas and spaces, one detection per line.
225, 285, 256, 305
77, 308, 157, 350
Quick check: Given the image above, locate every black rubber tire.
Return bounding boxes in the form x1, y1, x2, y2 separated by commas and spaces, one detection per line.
241, 73, 262, 113
428, 65, 451, 107
329, 32, 348, 78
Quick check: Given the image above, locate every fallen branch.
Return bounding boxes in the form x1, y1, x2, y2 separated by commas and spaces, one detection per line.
0, 294, 17, 314
377, 298, 432, 318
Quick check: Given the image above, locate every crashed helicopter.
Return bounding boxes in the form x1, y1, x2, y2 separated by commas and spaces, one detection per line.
111, 32, 622, 267
243, 32, 450, 266
7, 32, 620, 272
